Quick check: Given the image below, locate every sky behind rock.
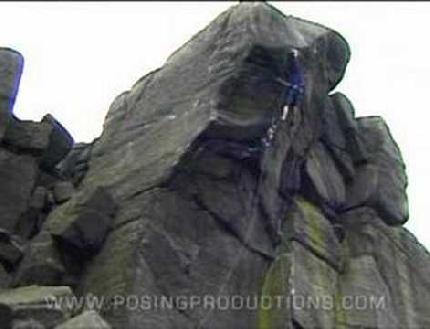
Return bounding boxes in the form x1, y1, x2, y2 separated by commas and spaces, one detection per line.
1, 2, 429, 250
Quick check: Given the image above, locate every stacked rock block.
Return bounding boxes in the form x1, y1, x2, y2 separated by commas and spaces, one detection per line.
0, 48, 113, 328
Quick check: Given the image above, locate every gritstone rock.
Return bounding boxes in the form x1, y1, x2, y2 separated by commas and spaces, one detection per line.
0, 286, 76, 328
54, 311, 112, 329
44, 186, 117, 257
11, 318, 46, 329
0, 2, 428, 329
0, 48, 23, 142
13, 231, 66, 287
3, 115, 74, 171
0, 149, 38, 233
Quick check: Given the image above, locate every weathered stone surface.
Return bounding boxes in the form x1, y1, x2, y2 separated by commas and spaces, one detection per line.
66, 4, 349, 328
40, 115, 74, 170
72, 6, 351, 329
303, 142, 346, 211
346, 117, 408, 225
65, 3, 427, 329
169, 147, 273, 256
3, 119, 53, 155
0, 263, 11, 289
80, 189, 268, 328
28, 187, 48, 212
290, 242, 338, 329
0, 149, 38, 233
14, 187, 49, 240
44, 186, 117, 257
11, 318, 45, 329
338, 255, 397, 328
0, 108, 11, 143
0, 3, 427, 329
3, 115, 73, 170
13, 231, 66, 287
0, 230, 24, 270
320, 92, 368, 182
340, 208, 430, 328
329, 92, 368, 164
284, 198, 344, 271
54, 310, 111, 329
52, 181, 74, 204
258, 253, 292, 329
83, 2, 349, 201
78, 217, 189, 329
57, 143, 92, 187
0, 48, 23, 113
0, 286, 76, 328
0, 301, 13, 329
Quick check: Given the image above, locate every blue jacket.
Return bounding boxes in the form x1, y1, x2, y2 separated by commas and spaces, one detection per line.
288, 57, 304, 88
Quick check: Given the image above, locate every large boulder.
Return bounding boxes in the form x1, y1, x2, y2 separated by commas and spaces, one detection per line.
79, 189, 268, 328
0, 149, 39, 233
0, 3, 427, 329
0, 107, 11, 143
0, 263, 10, 289
3, 115, 74, 170
52, 181, 74, 204
339, 208, 430, 328
3, 119, 53, 154
0, 300, 13, 329
39, 115, 74, 170
62, 3, 427, 329
320, 92, 368, 183
345, 117, 408, 225
11, 318, 45, 329
283, 198, 344, 271
258, 253, 292, 329
0, 229, 24, 271
57, 143, 92, 187
303, 142, 346, 211
0, 286, 77, 328
0, 48, 23, 113
15, 186, 49, 240
290, 242, 339, 329
54, 311, 111, 329
83, 2, 350, 201
44, 186, 117, 258
13, 231, 66, 287
338, 255, 396, 328
0, 48, 23, 144
259, 204, 430, 329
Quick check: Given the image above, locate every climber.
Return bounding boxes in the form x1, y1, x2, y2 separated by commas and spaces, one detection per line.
277, 49, 305, 121
261, 49, 305, 148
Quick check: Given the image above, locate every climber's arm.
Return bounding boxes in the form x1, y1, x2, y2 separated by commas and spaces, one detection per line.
274, 77, 292, 87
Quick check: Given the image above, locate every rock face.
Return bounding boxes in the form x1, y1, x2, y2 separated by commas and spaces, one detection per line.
0, 285, 77, 328
54, 310, 112, 329
0, 2, 429, 329
0, 48, 23, 141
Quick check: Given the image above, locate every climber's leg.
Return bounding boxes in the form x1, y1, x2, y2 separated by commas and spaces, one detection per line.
282, 105, 289, 120
282, 87, 295, 121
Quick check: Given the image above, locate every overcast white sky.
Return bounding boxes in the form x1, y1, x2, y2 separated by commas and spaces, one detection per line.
0, 2, 429, 250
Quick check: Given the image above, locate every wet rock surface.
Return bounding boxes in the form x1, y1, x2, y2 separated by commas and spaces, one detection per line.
0, 2, 428, 329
